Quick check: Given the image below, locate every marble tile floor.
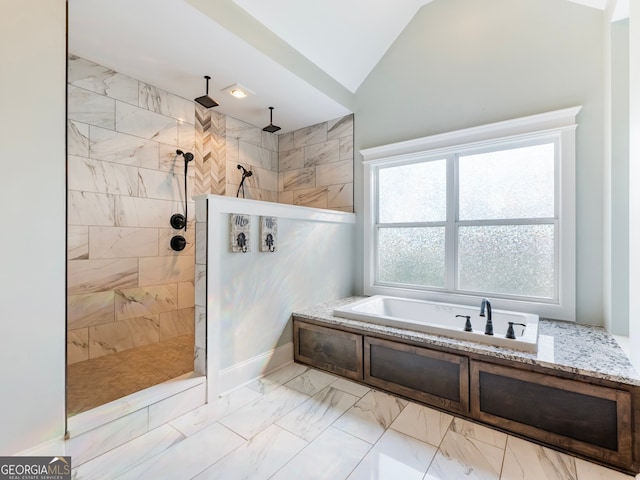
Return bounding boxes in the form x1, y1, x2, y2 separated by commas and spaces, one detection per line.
67, 334, 194, 415
72, 363, 638, 480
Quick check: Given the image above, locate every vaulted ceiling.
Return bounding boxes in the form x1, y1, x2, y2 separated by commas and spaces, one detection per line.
68, 0, 621, 133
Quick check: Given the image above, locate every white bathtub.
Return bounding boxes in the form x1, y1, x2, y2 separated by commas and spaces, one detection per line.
333, 296, 539, 353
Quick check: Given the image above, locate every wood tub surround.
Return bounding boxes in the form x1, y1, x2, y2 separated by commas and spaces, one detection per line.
293, 321, 363, 380
292, 300, 640, 475
471, 361, 633, 468
364, 337, 469, 414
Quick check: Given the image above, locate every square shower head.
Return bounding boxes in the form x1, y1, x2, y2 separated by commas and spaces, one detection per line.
195, 95, 219, 109
262, 123, 281, 133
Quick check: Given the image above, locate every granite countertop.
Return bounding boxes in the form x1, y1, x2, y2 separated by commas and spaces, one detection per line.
294, 296, 640, 387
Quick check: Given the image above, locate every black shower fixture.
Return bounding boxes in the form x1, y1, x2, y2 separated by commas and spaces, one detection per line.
236, 164, 252, 198
194, 75, 219, 109
170, 235, 187, 252
177, 149, 193, 162
170, 150, 194, 252
175, 149, 193, 231
262, 107, 281, 133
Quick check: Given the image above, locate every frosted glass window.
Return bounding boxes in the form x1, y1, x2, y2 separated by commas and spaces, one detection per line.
378, 227, 445, 287
458, 225, 555, 298
378, 160, 446, 223
459, 143, 555, 220
366, 108, 578, 319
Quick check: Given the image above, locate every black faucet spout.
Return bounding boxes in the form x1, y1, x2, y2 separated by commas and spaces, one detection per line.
480, 298, 493, 335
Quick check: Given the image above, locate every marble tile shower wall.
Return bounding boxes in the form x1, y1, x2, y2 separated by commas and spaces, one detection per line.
66, 56, 353, 365
226, 117, 279, 201
66, 55, 197, 365
278, 115, 354, 212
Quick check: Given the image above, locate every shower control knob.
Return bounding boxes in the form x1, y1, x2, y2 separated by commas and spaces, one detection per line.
170, 235, 187, 252
170, 214, 186, 230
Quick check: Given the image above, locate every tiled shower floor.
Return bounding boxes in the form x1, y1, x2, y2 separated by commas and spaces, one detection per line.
67, 334, 194, 415
71, 363, 636, 479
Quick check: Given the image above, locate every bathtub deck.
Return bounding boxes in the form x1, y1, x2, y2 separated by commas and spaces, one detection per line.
294, 297, 640, 387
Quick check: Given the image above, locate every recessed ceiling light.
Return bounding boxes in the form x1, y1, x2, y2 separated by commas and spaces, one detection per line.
221, 83, 255, 99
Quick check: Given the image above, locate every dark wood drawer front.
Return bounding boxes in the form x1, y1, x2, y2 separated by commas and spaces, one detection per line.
294, 320, 363, 380
479, 371, 618, 450
365, 337, 469, 413
471, 361, 632, 468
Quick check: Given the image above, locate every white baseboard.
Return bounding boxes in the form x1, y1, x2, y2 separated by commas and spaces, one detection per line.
218, 342, 294, 395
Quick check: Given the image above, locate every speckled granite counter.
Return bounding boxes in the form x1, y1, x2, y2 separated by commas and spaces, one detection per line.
294, 296, 640, 387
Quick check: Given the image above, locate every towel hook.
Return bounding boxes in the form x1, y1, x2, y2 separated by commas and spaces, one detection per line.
237, 232, 248, 253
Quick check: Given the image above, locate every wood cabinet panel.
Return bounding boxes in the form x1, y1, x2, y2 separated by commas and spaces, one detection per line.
471, 361, 633, 468
365, 336, 469, 413
290, 317, 638, 473
293, 319, 363, 380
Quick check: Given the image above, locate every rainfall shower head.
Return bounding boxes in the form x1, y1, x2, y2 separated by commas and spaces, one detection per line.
176, 149, 193, 162
262, 107, 281, 133
194, 75, 219, 109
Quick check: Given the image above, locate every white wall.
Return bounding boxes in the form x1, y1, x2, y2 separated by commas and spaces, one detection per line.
628, 1, 640, 371
610, 19, 630, 335
602, 2, 613, 333
354, 0, 605, 325
199, 196, 355, 396
0, 0, 67, 453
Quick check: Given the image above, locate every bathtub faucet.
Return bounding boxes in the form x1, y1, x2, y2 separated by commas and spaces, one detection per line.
480, 298, 493, 336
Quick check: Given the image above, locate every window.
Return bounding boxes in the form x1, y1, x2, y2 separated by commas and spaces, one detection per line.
362, 108, 579, 320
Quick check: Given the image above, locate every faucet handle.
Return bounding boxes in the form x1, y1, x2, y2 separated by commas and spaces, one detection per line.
456, 315, 473, 332
506, 322, 527, 339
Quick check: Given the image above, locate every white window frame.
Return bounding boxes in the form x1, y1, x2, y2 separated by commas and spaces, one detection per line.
361, 107, 580, 321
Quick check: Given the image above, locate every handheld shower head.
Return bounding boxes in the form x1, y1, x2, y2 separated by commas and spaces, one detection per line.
176, 150, 194, 162
237, 164, 252, 177
172, 149, 195, 234
236, 164, 252, 198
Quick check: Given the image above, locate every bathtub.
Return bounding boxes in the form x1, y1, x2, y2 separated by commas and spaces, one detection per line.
333, 296, 539, 353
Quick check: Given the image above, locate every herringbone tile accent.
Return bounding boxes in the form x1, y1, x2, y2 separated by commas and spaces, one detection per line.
210, 111, 226, 195
195, 104, 212, 196
195, 107, 228, 195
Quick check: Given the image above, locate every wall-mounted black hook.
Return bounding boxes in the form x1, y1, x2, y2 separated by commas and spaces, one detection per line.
265, 233, 275, 252
237, 232, 248, 253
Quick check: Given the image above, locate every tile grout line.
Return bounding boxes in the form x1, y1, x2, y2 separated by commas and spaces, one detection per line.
497, 434, 511, 479
187, 422, 250, 480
